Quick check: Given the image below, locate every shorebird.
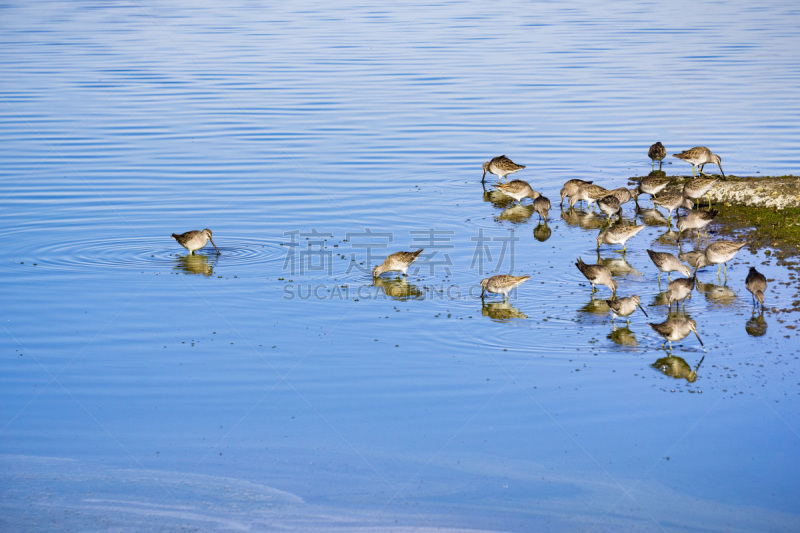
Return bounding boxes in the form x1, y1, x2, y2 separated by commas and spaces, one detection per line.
569, 184, 610, 210
609, 187, 634, 206
648, 142, 666, 170
482, 155, 525, 183
677, 209, 718, 239
673, 146, 725, 179
171, 229, 219, 255
665, 276, 696, 310
533, 195, 551, 222
596, 224, 646, 253
480, 274, 531, 301
649, 317, 705, 352
495, 179, 540, 204
646, 249, 692, 283
575, 257, 617, 295
652, 191, 693, 223
560, 179, 593, 205
745, 266, 767, 309
637, 175, 671, 200
683, 178, 719, 209
606, 295, 648, 323
373, 249, 424, 277
597, 195, 622, 219
704, 240, 747, 278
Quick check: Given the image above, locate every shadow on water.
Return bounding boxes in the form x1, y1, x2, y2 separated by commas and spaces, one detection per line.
746, 311, 768, 337
652, 355, 705, 383
481, 301, 527, 321
372, 277, 423, 301
174, 254, 216, 276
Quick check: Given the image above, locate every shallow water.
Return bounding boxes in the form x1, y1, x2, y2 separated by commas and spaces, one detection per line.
2, 1, 800, 531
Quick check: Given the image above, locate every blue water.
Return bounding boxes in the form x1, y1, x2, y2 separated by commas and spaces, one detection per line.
2, 1, 800, 531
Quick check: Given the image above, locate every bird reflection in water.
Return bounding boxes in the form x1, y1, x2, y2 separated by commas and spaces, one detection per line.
635, 204, 669, 227
653, 227, 681, 247
533, 222, 552, 242
745, 311, 767, 337
608, 324, 638, 346
372, 277, 423, 301
174, 254, 215, 276
578, 297, 611, 320
560, 207, 606, 230
596, 252, 642, 277
482, 186, 517, 209
697, 281, 737, 308
481, 301, 528, 321
496, 204, 534, 223
652, 355, 705, 383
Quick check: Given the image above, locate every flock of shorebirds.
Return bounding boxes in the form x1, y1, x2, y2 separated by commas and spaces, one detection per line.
170, 143, 769, 353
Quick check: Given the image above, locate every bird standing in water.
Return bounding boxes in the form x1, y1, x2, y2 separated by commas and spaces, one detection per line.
648, 142, 666, 170
673, 146, 725, 179
373, 249, 425, 277
482, 155, 526, 183
172, 229, 219, 255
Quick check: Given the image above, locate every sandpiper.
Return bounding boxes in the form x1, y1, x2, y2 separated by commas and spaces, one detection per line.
480, 274, 531, 301
673, 146, 725, 179
637, 175, 671, 200
652, 191, 693, 223
533, 195, 551, 222
745, 266, 767, 309
495, 179, 540, 204
172, 229, 219, 255
648, 142, 667, 170
665, 275, 696, 310
609, 187, 634, 206
704, 240, 748, 277
560, 179, 594, 205
569, 184, 610, 210
596, 224, 646, 253
646, 249, 692, 283
649, 317, 705, 351
482, 155, 525, 183
575, 257, 617, 295
606, 295, 648, 323
373, 249, 424, 277
677, 209, 718, 238
597, 195, 622, 219
683, 178, 719, 209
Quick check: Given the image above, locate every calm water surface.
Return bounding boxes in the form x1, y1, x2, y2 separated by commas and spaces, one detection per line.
2, 1, 800, 531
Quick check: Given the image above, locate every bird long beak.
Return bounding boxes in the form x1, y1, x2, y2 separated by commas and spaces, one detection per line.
480, 288, 485, 299
637, 303, 649, 317
481, 169, 487, 182
694, 331, 706, 351
209, 237, 220, 253
718, 165, 725, 179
